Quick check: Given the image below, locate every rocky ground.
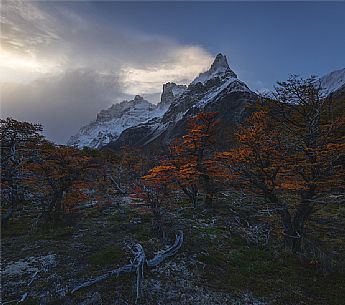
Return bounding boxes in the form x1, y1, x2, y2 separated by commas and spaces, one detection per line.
2, 195, 345, 305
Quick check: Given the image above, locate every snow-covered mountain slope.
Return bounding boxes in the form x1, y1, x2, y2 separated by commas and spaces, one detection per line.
109, 53, 256, 149
67, 95, 156, 148
67, 83, 186, 148
319, 68, 345, 96
69, 52, 344, 150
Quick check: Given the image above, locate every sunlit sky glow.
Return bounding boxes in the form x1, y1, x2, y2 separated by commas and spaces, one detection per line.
1, 1, 344, 143
0, 49, 62, 83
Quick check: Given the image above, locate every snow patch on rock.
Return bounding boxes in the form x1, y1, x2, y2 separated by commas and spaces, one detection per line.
194, 77, 250, 109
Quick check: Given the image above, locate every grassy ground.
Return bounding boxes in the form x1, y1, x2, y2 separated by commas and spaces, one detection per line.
2, 196, 345, 305
178, 201, 345, 305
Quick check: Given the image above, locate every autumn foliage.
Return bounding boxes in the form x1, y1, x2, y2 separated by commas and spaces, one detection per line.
218, 76, 345, 251
142, 112, 222, 207
1, 118, 43, 227
141, 76, 344, 251
0, 118, 102, 227
25, 143, 95, 220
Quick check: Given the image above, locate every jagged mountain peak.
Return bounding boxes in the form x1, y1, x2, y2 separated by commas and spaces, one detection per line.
191, 53, 237, 85
209, 53, 230, 72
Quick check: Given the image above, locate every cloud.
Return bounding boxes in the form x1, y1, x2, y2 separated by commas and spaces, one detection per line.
123, 46, 212, 95
1, 69, 127, 144
0, 1, 212, 143
1, 1, 212, 86
0, 1, 213, 143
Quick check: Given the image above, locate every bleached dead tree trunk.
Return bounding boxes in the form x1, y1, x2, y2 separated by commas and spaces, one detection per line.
71, 230, 183, 303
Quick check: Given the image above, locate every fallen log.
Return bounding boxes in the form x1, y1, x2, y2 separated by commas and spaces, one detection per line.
70, 231, 183, 302
146, 230, 183, 267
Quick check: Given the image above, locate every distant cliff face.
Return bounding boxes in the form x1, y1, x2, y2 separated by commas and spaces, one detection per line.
159, 82, 187, 107
68, 54, 344, 150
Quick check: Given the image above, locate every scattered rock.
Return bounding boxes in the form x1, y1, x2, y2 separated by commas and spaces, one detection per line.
3, 253, 56, 276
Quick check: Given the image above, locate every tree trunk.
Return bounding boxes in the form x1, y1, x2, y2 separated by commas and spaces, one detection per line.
108, 174, 127, 195
2, 174, 19, 228
279, 204, 314, 253
178, 181, 198, 208
204, 193, 213, 207
278, 207, 297, 251
1, 205, 14, 228
266, 193, 303, 252
201, 174, 214, 208
45, 189, 64, 221
151, 203, 164, 239
292, 202, 314, 251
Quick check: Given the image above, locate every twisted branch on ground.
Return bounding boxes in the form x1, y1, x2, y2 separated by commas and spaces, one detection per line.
71, 230, 183, 302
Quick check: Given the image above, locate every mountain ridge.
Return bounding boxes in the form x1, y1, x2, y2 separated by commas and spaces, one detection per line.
67, 54, 345, 149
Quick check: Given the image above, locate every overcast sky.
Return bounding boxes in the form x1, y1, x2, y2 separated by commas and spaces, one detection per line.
1, 1, 344, 144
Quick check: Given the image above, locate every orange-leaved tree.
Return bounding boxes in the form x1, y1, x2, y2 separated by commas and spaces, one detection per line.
26, 142, 95, 222
272, 75, 345, 250
0, 118, 44, 227
217, 108, 292, 245
143, 112, 222, 208
219, 75, 345, 252
218, 109, 286, 201
140, 164, 176, 234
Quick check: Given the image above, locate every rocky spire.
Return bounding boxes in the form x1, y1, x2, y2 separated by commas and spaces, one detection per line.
191, 53, 237, 85
159, 82, 187, 107
209, 53, 230, 73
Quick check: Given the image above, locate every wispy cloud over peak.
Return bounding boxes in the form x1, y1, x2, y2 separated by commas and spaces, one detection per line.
122, 46, 213, 95
1, 1, 213, 143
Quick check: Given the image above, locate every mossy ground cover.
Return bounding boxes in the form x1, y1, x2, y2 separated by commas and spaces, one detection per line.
87, 245, 125, 267
198, 243, 345, 305
2, 197, 345, 305
1, 217, 32, 237
184, 200, 345, 305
